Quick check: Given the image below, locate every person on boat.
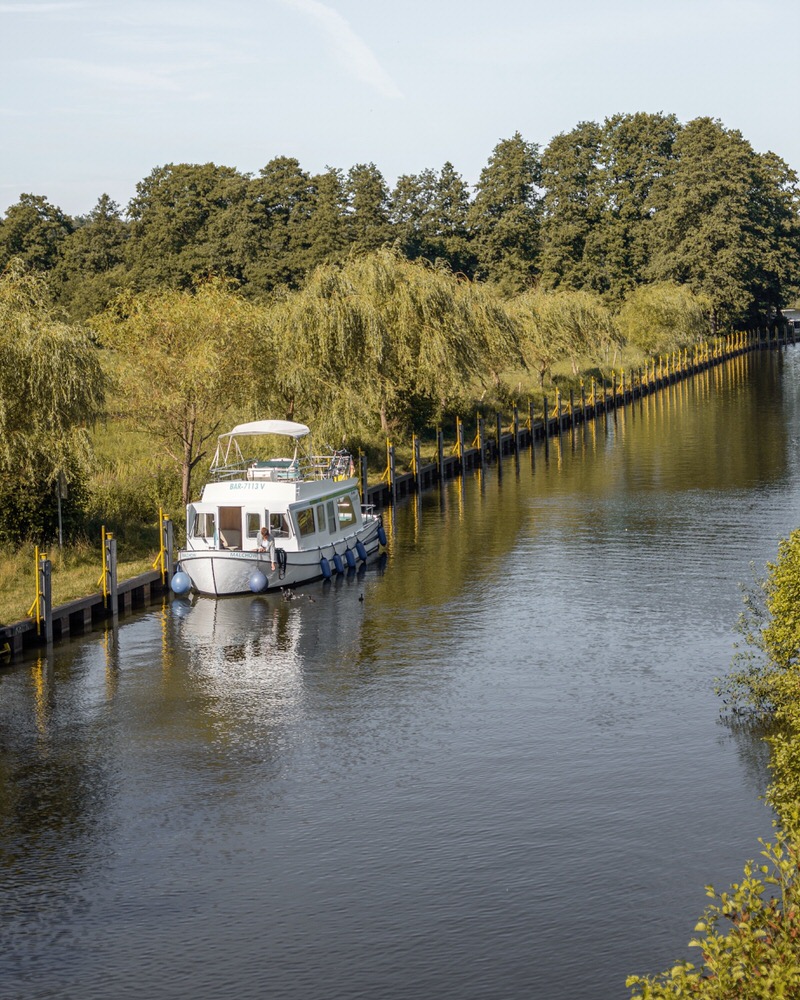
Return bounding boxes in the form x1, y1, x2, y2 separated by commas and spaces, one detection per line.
258, 526, 276, 571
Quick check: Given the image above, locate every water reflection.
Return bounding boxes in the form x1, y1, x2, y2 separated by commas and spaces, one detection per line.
1, 348, 798, 1000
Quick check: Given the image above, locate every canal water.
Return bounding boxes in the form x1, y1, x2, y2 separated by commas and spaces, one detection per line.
2, 349, 799, 1000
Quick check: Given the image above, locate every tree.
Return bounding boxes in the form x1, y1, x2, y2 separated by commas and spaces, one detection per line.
648, 118, 762, 332
125, 162, 249, 290
305, 167, 349, 271
51, 194, 130, 320
0, 194, 74, 273
263, 249, 521, 438
584, 112, 679, 300
469, 132, 542, 293
0, 263, 104, 542
616, 282, 709, 356
539, 121, 603, 291
96, 281, 260, 503
346, 163, 393, 252
510, 288, 618, 383
241, 156, 316, 293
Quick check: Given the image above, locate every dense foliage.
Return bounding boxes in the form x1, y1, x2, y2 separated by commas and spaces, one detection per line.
628, 533, 800, 997
0, 265, 104, 543
2, 113, 798, 329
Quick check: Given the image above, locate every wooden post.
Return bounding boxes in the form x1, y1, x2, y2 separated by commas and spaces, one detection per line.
162, 515, 174, 582
437, 427, 444, 481
543, 395, 549, 457
388, 442, 396, 504
106, 533, 118, 618
495, 411, 503, 459
41, 557, 53, 645
413, 434, 422, 492
528, 400, 536, 469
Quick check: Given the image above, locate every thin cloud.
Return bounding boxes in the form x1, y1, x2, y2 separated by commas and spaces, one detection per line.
282, 0, 402, 99
39, 57, 184, 93
0, 2, 87, 11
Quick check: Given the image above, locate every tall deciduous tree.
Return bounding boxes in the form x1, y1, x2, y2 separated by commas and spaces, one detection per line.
539, 121, 603, 291
125, 162, 249, 290
97, 281, 260, 503
647, 118, 763, 331
0, 194, 74, 273
585, 112, 679, 300
0, 264, 104, 541
52, 194, 129, 320
242, 156, 316, 293
345, 163, 392, 252
469, 132, 542, 293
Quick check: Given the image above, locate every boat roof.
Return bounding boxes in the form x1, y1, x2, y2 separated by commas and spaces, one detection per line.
219, 420, 310, 440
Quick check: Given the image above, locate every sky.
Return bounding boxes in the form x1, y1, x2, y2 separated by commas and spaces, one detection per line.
1, 0, 799, 218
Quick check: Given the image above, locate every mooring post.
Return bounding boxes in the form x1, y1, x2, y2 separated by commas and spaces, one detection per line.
106, 532, 118, 618
360, 453, 369, 502
41, 557, 53, 645
495, 411, 503, 459
437, 427, 444, 481
388, 442, 397, 504
528, 400, 536, 469
477, 415, 486, 468
543, 396, 549, 457
512, 405, 519, 452
413, 434, 422, 492
556, 391, 563, 434
457, 418, 465, 472
162, 515, 174, 582
569, 389, 575, 428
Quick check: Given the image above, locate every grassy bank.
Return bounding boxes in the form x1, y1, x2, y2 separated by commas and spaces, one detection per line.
0, 540, 158, 626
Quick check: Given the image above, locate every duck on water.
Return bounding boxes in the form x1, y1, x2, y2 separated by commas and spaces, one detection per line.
173, 420, 387, 597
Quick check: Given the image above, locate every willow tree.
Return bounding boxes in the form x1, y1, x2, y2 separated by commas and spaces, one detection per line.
97, 280, 261, 503
509, 288, 618, 384
264, 250, 520, 438
616, 282, 709, 356
0, 263, 104, 541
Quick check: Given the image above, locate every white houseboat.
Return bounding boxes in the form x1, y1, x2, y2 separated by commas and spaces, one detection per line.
175, 420, 386, 596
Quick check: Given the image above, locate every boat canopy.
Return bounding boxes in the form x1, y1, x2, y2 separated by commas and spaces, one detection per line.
222, 420, 310, 440
211, 420, 311, 473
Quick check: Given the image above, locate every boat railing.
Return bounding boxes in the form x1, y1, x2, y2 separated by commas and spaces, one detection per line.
210, 451, 354, 483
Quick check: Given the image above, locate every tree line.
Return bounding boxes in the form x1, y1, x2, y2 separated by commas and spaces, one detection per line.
2, 113, 799, 330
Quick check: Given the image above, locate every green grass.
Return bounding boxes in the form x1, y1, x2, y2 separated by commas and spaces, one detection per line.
0, 540, 158, 626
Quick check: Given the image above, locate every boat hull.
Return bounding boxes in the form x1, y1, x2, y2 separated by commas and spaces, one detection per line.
177, 519, 383, 596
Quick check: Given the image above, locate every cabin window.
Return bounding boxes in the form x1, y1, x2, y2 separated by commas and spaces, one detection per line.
246, 513, 261, 538
271, 512, 290, 537
326, 500, 336, 531
194, 512, 216, 538
337, 494, 356, 527
315, 504, 327, 533
296, 508, 315, 537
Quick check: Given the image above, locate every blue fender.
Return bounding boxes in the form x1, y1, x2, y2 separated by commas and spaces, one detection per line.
356, 539, 367, 562
320, 556, 332, 579
344, 547, 356, 569
249, 569, 268, 593
171, 570, 192, 595
332, 553, 344, 574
